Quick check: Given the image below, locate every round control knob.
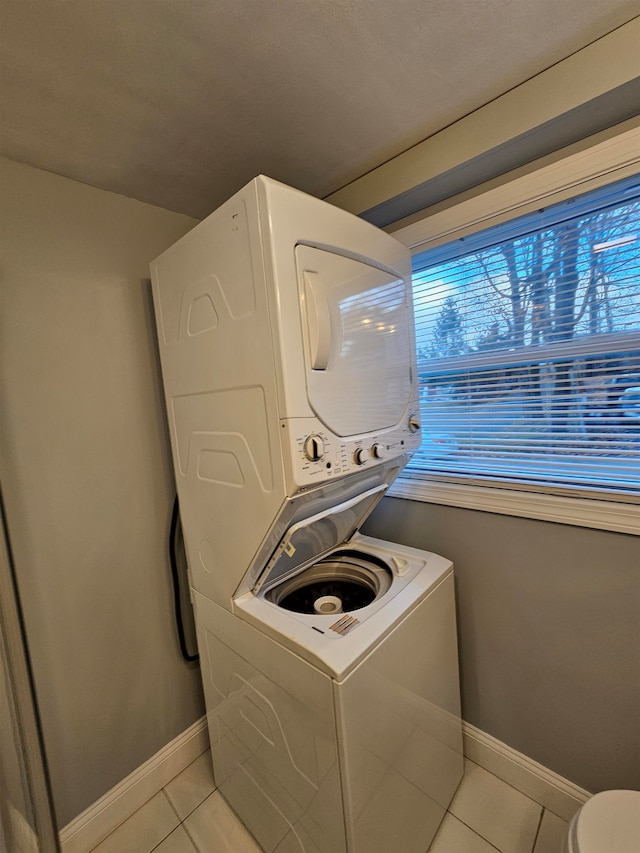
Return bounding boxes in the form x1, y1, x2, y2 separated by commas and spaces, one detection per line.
371, 443, 384, 459
408, 415, 421, 433
303, 435, 324, 462
353, 447, 366, 466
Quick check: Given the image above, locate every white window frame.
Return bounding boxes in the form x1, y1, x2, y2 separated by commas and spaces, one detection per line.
389, 122, 640, 535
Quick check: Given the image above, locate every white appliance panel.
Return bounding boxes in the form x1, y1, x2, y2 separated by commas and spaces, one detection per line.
195, 593, 347, 853
194, 550, 462, 853
296, 246, 413, 437
151, 182, 287, 609
336, 573, 463, 853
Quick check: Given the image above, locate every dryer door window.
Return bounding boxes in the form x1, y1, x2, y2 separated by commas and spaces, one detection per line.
296, 245, 413, 437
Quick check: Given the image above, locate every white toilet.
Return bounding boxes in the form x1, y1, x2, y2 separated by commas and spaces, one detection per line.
565, 790, 640, 853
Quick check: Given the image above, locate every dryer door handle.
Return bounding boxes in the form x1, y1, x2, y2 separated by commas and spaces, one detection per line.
304, 270, 332, 370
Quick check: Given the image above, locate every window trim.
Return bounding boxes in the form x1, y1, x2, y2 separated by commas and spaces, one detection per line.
388, 121, 640, 535
390, 478, 639, 535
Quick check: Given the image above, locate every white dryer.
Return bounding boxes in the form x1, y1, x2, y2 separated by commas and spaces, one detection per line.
151, 177, 463, 853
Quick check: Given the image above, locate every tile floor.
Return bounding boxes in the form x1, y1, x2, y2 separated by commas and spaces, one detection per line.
89, 751, 571, 853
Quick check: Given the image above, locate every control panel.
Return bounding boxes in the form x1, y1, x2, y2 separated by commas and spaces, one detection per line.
280, 413, 422, 489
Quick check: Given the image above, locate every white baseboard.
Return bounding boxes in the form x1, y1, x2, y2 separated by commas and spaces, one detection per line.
462, 721, 591, 821
59, 716, 209, 853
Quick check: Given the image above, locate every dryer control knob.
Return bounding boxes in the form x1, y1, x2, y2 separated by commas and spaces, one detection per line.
353, 447, 366, 466
303, 435, 324, 462
371, 443, 384, 458
408, 415, 421, 433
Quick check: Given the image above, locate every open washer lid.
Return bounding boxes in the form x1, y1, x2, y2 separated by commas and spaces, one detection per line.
253, 483, 388, 595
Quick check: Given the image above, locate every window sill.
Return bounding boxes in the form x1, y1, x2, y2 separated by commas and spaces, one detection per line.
389, 476, 639, 535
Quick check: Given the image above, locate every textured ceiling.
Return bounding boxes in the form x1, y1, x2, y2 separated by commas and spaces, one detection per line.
1, 0, 637, 218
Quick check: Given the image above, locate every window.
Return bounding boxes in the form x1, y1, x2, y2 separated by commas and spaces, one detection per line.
396, 169, 640, 530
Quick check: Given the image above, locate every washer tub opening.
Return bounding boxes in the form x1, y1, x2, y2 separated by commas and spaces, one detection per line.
267, 550, 392, 615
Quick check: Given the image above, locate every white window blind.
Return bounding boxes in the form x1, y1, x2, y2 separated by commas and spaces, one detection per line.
408, 174, 640, 496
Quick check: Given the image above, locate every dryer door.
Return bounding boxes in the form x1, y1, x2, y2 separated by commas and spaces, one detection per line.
296, 245, 413, 437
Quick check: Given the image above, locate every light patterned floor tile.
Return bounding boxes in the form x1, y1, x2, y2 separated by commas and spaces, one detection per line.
152, 825, 198, 853
91, 792, 179, 853
88, 754, 567, 853
533, 810, 569, 853
183, 791, 261, 853
429, 813, 500, 852
449, 760, 542, 853
163, 750, 216, 820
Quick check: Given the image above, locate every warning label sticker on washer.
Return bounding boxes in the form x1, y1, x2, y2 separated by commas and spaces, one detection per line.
329, 615, 359, 635
283, 541, 296, 557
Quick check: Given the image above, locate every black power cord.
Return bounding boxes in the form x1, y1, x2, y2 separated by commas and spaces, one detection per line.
169, 495, 199, 662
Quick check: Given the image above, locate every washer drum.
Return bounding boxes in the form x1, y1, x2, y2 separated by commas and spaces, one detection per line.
267, 550, 392, 615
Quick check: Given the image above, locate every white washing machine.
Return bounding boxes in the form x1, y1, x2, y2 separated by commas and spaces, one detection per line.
151, 176, 463, 853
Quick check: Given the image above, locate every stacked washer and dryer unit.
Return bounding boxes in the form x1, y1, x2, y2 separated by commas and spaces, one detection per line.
151, 177, 463, 853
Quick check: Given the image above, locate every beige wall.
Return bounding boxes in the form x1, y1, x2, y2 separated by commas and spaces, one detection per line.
0, 157, 205, 827
325, 20, 640, 221
363, 498, 640, 793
